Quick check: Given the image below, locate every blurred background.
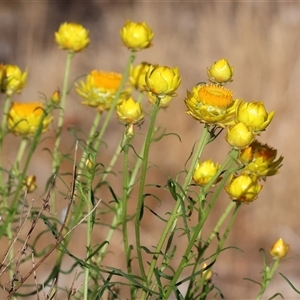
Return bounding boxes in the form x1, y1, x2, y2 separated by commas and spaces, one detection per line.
0, 1, 299, 299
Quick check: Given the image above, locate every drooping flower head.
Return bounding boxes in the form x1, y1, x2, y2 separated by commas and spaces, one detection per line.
192, 159, 221, 186
7, 102, 53, 137
185, 84, 239, 128
239, 140, 283, 179
76, 70, 123, 112
225, 174, 262, 203
145, 65, 181, 99
116, 97, 144, 125
1, 64, 28, 96
226, 122, 255, 149
236, 100, 274, 134
270, 238, 290, 260
207, 58, 234, 85
120, 20, 154, 51
129, 62, 151, 92
55, 22, 90, 53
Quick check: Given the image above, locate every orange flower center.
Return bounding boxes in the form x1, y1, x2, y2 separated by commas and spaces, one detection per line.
198, 85, 233, 108
91, 70, 122, 90
12, 102, 43, 116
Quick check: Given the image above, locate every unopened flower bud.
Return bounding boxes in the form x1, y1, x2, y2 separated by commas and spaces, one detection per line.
23, 175, 37, 193
226, 122, 255, 149
116, 97, 144, 125
201, 263, 213, 281
55, 22, 90, 53
192, 159, 221, 186
236, 100, 274, 134
207, 58, 234, 85
120, 20, 154, 51
225, 174, 262, 203
50, 89, 61, 104
270, 238, 290, 260
145, 65, 181, 98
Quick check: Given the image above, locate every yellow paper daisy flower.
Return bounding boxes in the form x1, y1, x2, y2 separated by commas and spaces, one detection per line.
76, 70, 123, 112
7, 102, 53, 137
185, 84, 239, 128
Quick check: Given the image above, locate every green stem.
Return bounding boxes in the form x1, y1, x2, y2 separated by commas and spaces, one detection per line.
0, 95, 12, 196
121, 132, 133, 275
141, 126, 210, 299
52, 51, 74, 175
163, 151, 240, 299
83, 180, 93, 300
256, 259, 280, 300
135, 98, 161, 281
93, 50, 135, 152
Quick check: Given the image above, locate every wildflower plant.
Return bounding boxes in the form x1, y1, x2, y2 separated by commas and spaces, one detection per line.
0, 20, 296, 300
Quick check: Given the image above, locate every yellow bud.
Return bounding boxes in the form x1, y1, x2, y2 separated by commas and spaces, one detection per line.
7, 102, 53, 137
201, 263, 213, 281
120, 20, 154, 51
116, 97, 144, 125
192, 159, 221, 186
50, 89, 61, 104
270, 238, 290, 260
225, 174, 262, 203
85, 154, 95, 173
145, 65, 181, 98
226, 122, 255, 149
130, 62, 151, 92
1, 64, 28, 96
23, 175, 37, 193
207, 58, 234, 85
236, 100, 274, 134
55, 22, 90, 53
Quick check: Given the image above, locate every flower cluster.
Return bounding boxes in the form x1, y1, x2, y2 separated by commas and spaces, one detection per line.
187, 59, 282, 204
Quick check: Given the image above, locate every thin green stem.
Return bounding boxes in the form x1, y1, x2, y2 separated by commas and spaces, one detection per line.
163, 150, 240, 299
83, 179, 93, 300
121, 132, 133, 275
0, 95, 12, 194
93, 50, 135, 152
52, 51, 74, 175
141, 126, 210, 299
135, 98, 161, 281
256, 259, 280, 300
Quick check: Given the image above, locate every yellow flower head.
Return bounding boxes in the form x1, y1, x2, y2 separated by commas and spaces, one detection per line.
192, 159, 221, 186
130, 62, 151, 92
207, 58, 234, 85
116, 97, 144, 125
55, 22, 90, 53
7, 102, 53, 137
145, 65, 181, 98
76, 70, 123, 112
120, 20, 154, 51
23, 175, 37, 193
270, 238, 290, 260
185, 84, 239, 128
226, 122, 255, 149
1, 64, 28, 96
225, 174, 262, 203
239, 140, 283, 179
236, 100, 274, 134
